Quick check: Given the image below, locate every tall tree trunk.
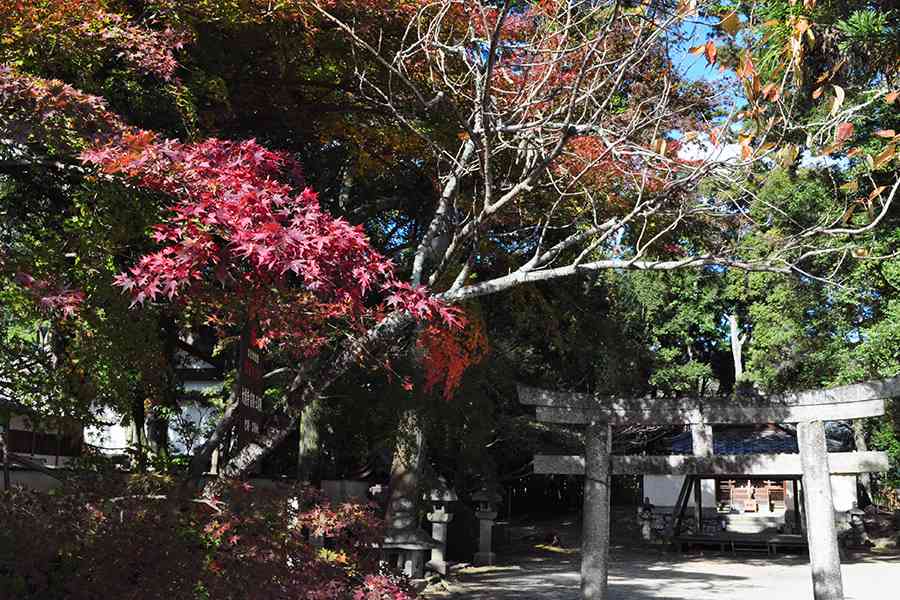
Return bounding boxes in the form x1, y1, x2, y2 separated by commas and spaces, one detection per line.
297, 398, 320, 482
131, 394, 146, 473
1, 415, 11, 492
727, 314, 746, 382
385, 410, 427, 533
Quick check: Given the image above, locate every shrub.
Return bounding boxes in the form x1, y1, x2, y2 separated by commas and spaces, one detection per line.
0, 477, 416, 600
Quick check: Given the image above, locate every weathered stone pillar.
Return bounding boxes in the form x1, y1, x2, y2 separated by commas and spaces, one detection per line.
472, 487, 502, 565
581, 421, 611, 600
798, 420, 844, 600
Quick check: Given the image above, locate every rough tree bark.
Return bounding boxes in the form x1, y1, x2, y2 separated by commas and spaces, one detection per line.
297, 398, 320, 483
1, 416, 10, 492
385, 410, 427, 533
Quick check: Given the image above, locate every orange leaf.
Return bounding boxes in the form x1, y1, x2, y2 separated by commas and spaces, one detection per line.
874, 130, 896, 138
885, 91, 899, 104
812, 86, 824, 99
873, 145, 896, 169
688, 45, 705, 56
762, 83, 780, 101
867, 186, 887, 202
704, 40, 717, 65
835, 122, 854, 145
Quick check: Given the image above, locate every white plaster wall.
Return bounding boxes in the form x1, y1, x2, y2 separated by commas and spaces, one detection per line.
830, 474, 857, 512
643, 475, 715, 510
84, 406, 130, 453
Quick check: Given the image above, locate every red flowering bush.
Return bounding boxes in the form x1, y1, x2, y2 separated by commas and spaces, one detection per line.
0, 479, 417, 600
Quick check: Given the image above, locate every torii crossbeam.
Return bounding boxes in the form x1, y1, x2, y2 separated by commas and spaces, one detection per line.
519, 376, 900, 600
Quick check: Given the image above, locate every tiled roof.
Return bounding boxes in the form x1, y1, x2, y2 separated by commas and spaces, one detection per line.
667, 423, 854, 455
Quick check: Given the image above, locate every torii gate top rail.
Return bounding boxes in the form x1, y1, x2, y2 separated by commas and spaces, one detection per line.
518, 376, 900, 425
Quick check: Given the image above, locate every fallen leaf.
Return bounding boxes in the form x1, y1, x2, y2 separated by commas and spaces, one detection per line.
874, 129, 896, 138
885, 90, 899, 104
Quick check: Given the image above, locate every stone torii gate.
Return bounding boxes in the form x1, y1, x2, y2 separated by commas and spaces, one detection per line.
519, 377, 900, 600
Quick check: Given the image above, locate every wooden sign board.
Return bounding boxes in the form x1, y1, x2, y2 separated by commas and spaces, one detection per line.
236, 319, 265, 448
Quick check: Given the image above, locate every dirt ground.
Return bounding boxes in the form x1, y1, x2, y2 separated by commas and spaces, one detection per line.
429, 514, 900, 600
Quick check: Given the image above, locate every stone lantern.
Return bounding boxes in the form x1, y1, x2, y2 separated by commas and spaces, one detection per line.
472, 486, 503, 565
637, 497, 655, 542
425, 477, 458, 575
847, 502, 868, 546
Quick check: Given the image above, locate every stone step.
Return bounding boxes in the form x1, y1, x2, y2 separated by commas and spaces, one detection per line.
722, 514, 785, 533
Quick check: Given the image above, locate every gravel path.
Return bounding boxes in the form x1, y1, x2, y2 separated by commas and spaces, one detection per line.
442, 550, 900, 600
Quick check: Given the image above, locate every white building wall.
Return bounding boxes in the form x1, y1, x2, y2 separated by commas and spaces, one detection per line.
643, 475, 715, 511
643, 472, 858, 513
830, 474, 857, 512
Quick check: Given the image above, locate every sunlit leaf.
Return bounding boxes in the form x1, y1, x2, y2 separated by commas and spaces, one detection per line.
830, 85, 845, 116
720, 12, 741, 37
835, 122, 854, 145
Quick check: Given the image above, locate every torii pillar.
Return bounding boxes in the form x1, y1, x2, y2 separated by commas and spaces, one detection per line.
581, 420, 611, 599
798, 421, 843, 600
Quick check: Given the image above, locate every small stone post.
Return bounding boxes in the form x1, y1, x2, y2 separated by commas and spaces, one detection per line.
638, 498, 655, 542
582, 421, 612, 600
798, 420, 844, 600
472, 486, 502, 566
426, 478, 457, 575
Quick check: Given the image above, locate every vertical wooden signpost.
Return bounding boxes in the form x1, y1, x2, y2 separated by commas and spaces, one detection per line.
519, 377, 900, 600
236, 319, 265, 471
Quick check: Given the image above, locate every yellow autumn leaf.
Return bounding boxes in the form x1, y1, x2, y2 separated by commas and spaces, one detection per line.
839, 180, 858, 193
873, 145, 896, 169
720, 12, 741, 37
